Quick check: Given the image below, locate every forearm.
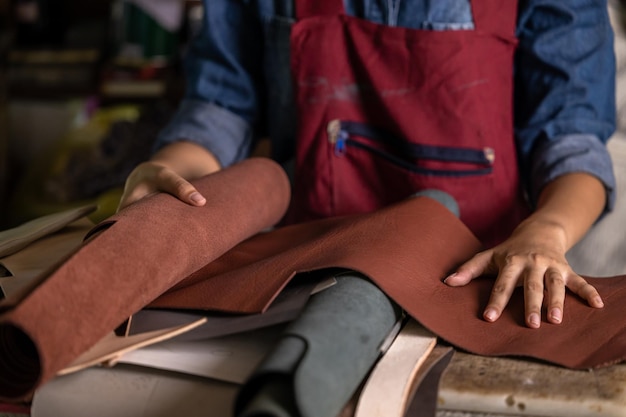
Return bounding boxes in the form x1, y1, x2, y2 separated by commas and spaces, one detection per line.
151, 141, 221, 180
517, 172, 606, 251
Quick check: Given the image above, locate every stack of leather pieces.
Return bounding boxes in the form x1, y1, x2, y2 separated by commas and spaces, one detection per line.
0, 158, 291, 402
2, 155, 626, 407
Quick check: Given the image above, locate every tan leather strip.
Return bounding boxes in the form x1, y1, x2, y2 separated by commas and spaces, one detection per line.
59, 318, 207, 375
0, 205, 96, 258
0, 218, 93, 300
403, 346, 455, 417
354, 319, 437, 417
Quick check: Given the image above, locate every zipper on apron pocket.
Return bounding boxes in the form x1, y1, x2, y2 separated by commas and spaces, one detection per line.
327, 119, 494, 176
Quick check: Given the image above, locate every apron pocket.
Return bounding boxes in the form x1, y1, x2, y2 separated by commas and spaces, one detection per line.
324, 119, 497, 219
327, 119, 494, 177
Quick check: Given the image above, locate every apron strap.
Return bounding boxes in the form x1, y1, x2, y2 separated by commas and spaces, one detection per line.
471, 0, 518, 38
295, 0, 344, 19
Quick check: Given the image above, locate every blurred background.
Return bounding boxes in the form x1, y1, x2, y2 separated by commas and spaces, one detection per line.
0, 0, 202, 228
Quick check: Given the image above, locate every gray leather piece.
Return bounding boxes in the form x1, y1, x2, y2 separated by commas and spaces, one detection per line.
235, 274, 402, 417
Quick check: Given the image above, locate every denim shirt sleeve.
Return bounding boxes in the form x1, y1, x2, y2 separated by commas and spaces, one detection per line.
153, 0, 263, 167
514, 0, 617, 212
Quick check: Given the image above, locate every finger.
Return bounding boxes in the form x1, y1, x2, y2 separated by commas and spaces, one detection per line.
443, 250, 493, 286
523, 268, 546, 329
566, 275, 604, 309
483, 263, 524, 323
545, 268, 566, 324
156, 170, 206, 206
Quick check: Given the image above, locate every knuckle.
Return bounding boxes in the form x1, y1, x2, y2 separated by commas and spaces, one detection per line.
153, 166, 171, 182
527, 252, 551, 268
526, 280, 544, 293
503, 253, 522, 266
173, 178, 191, 194
491, 283, 509, 295
568, 276, 588, 291
580, 282, 598, 297
545, 272, 565, 287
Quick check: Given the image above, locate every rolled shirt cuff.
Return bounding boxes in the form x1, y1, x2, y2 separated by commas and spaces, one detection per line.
153, 99, 253, 168
530, 133, 616, 215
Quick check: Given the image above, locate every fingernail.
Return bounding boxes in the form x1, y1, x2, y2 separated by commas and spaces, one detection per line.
484, 308, 497, 322
190, 192, 205, 204
593, 296, 604, 308
442, 272, 457, 284
528, 313, 540, 328
550, 308, 562, 324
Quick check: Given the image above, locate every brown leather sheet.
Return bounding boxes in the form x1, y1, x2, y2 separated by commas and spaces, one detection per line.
148, 195, 480, 313
0, 158, 291, 402
150, 195, 626, 371
423, 272, 626, 369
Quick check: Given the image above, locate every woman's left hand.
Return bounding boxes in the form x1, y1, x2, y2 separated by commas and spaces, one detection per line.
443, 217, 604, 328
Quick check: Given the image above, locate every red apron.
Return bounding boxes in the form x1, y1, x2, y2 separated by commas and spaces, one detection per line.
288, 0, 529, 247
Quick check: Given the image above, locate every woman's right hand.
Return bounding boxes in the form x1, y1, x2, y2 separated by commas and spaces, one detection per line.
117, 141, 222, 211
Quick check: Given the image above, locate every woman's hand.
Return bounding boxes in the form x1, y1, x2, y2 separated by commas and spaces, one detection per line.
444, 217, 603, 328
118, 162, 207, 210
117, 141, 221, 211
444, 172, 607, 328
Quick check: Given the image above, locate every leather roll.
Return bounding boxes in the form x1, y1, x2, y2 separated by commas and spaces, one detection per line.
235, 274, 402, 417
0, 157, 291, 402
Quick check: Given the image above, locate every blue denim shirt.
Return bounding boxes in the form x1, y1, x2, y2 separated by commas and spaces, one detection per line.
155, 0, 617, 211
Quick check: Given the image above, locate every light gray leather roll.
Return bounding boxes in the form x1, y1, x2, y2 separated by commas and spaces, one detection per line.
235, 273, 402, 417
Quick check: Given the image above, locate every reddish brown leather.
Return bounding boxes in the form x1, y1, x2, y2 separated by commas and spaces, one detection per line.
0, 158, 291, 402
149, 196, 481, 314
416, 273, 626, 370
151, 196, 626, 370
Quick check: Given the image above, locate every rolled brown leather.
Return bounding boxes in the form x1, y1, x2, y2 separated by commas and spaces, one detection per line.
0, 157, 291, 402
